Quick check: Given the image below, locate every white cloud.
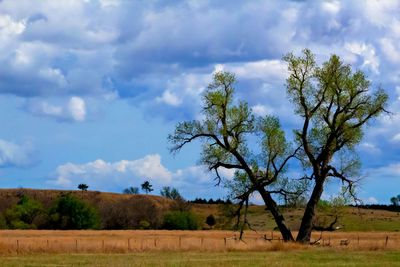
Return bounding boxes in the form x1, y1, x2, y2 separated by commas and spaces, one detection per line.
49, 154, 173, 189
366, 162, 400, 178
0, 14, 25, 37
68, 96, 86, 121
48, 154, 235, 197
364, 196, 378, 204
222, 59, 288, 82
252, 104, 272, 117
0, 139, 35, 168
391, 133, 400, 143
359, 142, 381, 154
344, 42, 379, 73
321, 1, 341, 15
24, 96, 86, 122
156, 90, 182, 107
379, 38, 400, 64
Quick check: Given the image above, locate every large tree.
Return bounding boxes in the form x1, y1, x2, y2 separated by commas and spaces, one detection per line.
169, 50, 388, 243
283, 49, 388, 242
169, 71, 300, 241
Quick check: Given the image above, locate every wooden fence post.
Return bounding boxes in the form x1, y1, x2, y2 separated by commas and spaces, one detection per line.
102, 240, 105, 252
224, 238, 227, 246
16, 240, 19, 255
385, 236, 389, 247
128, 238, 131, 251
75, 239, 78, 253
201, 237, 204, 248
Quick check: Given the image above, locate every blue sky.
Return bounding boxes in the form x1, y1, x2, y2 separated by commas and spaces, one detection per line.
0, 0, 399, 204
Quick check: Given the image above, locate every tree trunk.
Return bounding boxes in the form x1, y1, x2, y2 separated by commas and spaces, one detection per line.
296, 179, 324, 243
259, 188, 294, 242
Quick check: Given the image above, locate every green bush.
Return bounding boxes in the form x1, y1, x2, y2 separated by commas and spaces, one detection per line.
0, 214, 7, 229
49, 194, 100, 229
138, 220, 151, 229
162, 211, 198, 230
4, 196, 46, 229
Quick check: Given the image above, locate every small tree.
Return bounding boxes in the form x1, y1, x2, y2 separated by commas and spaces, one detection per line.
78, 184, 88, 191
206, 214, 216, 228
160, 186, 183, 201
162, 211, 199, 230
390, 196, 399, 206
123, 187, 139, 195
141, 181, 153, 194
49, 194, 99, 230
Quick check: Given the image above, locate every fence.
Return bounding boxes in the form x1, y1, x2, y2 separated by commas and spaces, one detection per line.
0, 231, 398, 254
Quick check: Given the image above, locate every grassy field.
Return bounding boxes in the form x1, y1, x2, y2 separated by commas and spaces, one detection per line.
193, 204, 400, 231
1, 250, 400, 266
0, 230, 399, 266
0, 230, 399, 253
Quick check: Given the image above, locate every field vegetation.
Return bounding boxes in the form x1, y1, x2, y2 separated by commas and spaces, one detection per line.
0, 189, 399, 232
0, 230, 399, 266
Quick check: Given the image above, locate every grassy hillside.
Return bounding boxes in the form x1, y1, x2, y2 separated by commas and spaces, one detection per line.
0, 188, 173, 229
0, 188, 171, 211
0, 189, 399, 231
192, 203, 400, 232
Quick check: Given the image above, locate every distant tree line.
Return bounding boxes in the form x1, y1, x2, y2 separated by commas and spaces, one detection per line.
190, 198, 232, 205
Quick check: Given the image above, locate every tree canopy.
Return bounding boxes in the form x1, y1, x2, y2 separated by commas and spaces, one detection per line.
169, 49, 388, 243
141, 181, 153, 194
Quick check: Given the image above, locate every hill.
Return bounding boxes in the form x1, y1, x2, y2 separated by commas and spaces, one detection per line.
192, 203, 400, 232
0, 188, 173, 229
0, 188, 399, 231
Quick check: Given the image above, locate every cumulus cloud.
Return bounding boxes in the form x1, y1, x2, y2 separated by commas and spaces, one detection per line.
47, 154, 234, 197
23, 96, 86, 122
363, 196, 378, 204
68, 96, 86, 121
0, 0, 399, 124
49, 154, 173, 188
0, 139, 35, 168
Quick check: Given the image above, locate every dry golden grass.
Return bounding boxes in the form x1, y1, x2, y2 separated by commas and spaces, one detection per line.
0, 230, 398, 255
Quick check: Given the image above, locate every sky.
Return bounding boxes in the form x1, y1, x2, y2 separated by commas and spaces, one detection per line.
0, 0, 399, 204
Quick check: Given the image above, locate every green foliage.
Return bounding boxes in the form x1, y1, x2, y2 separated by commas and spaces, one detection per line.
0, 213, 6, 229
138, 220, 151, 229
49, 194, 100, 230
123, 186, 139, 194
4, 196, 46, 229
283, 49, 388, 175
141, 181, 153, 194
162, 211, 199, 230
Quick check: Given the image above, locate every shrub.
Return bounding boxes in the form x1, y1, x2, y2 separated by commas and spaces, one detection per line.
99, 196, 168, 229
49, 194, 100, 229
206, 214, 216, 228
138, 220, 151, 229
4, 196, 47, 229
0, 213, 6, 229
162, 211, 198, 230
123, 187, 139, 194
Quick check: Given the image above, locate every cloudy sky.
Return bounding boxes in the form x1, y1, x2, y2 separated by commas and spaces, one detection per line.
0, 0, 399, 204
